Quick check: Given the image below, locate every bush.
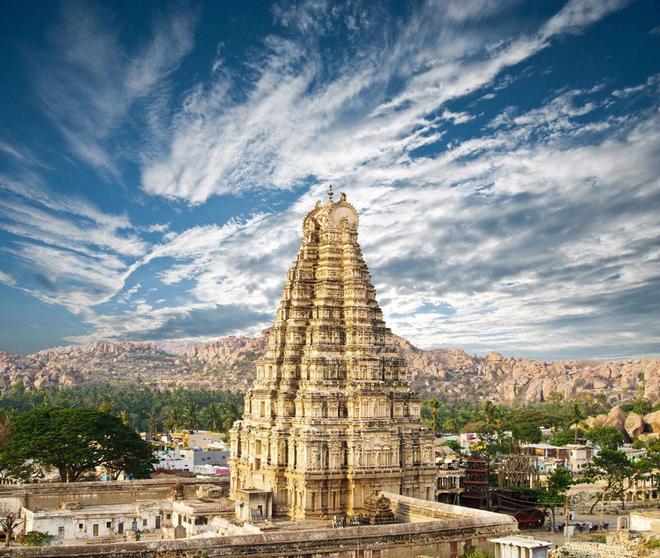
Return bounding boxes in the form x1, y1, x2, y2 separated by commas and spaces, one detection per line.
23, 531, 56, 546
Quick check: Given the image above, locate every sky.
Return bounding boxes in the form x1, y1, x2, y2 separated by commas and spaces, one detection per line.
0, 0, 658, 359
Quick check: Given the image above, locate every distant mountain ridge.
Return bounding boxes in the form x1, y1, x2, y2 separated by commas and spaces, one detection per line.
0, 335, 657, 404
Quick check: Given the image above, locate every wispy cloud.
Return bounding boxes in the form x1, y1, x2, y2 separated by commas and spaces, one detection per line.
2, 0, 657, 359
28, 1, 198, 178
141, 0, 631, 204
0, 171, 150, 313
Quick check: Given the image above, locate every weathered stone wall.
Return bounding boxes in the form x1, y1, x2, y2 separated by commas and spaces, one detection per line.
0, 478, 228, 511
0, 514, 516, 558
0, 489, 517, 558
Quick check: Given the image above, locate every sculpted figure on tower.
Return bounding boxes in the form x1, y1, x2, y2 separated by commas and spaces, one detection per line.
230, 189, 436, 518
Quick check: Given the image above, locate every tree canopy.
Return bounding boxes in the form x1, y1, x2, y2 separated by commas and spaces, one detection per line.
0, 406, 155, 482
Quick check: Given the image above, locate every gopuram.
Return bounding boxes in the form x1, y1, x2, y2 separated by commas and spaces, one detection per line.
230, 188, 436, 519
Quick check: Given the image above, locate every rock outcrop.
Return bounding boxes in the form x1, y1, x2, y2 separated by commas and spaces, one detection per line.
603, 405, 627, 436
624, 412, 645, 440
643, 410, 660, 433
0, 336, 658, 406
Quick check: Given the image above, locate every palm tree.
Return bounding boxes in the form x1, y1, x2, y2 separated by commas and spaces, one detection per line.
203, 403, 223, 431
443, 415, 459, 435
426, 397, 441, 435
221, 399, 243, 432
147, 408, 161, 436
483, 400, 503, 428
567, 402, 585, 443
183, 401, 200, 430
164, 404, 184, 432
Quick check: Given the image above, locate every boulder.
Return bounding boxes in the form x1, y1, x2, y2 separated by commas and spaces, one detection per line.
624, 412, 645, 440
604, 405, 627, 436
643, 410, 660, 434
585, 414, 607, 429
638, 432, 660, 443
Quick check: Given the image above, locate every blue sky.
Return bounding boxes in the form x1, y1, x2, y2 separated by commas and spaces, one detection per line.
0, 0, 658, 358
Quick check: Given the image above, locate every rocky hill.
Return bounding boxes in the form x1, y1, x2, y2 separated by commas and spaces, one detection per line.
0, 335, 657, 404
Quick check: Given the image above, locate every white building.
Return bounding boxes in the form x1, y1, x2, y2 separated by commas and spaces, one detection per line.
157, 447, 230, 472
489, 536, 552, 558
23, 501, 166, 542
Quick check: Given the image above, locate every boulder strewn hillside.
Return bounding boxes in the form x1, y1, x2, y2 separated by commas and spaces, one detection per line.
0, 335, 657, 405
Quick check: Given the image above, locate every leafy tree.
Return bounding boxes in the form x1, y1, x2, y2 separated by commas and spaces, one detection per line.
583, 449, 635, 511
0, 407, 155, 482
483, 400, 506, 429
511, 422, 542, 444
544, 467, 573, 529
551, 429, 585, 447
586, 425, 624, 450
0, 384, 243, 434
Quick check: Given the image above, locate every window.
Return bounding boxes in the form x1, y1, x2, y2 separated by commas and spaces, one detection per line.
142, 519, 148, 527
166, 513, 171, 520
106, 521, 112, 529
78, 523, 84, 530
58, 526, 64, 537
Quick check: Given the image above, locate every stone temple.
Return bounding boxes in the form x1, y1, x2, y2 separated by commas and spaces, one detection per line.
230, 189, 437, 519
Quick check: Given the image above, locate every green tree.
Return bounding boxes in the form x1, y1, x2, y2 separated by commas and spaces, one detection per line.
565, 402, 585, 443
551, 429, 584, 447
221, 398, 243, 432
183, 400, 200, 430
203, 403, 224, 431
442, 415, 459, 434
584, 449, 635, 511
146, 408, 161, 436
586, 425, 624, 450
511, 422, 542, 444
0, 407, 155, 482
426, 397, 441, 435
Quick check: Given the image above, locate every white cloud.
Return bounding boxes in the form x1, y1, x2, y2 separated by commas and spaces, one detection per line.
140, 0, 631, 205
0, 172, 149, 313
28, 1, 198, 177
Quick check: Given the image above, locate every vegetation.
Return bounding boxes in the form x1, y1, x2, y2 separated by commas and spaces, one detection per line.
0, 406, 156, 482
22, 531, 56, 547
585, 425, 624, 450
421, 391, 616, 441
519, 467, 573, 530
0, 383, 243, 434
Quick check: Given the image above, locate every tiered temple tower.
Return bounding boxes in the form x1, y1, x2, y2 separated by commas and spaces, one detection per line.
230, 189, 436, 519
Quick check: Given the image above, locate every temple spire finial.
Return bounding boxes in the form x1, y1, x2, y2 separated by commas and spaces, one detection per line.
327, 184, 334, 202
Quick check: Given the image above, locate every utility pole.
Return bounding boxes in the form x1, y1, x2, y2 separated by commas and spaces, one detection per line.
563, 493, 570, 543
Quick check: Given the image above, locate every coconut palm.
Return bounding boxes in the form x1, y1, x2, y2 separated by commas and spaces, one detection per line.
203, 403, 224, 431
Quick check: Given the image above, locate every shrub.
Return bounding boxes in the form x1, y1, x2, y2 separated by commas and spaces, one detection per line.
23, 531, 56, 546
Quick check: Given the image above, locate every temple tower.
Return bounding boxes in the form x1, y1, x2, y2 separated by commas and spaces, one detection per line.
230, 190, 436, 519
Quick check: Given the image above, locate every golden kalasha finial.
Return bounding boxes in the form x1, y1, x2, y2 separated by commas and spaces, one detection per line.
327, 184, 334, 202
